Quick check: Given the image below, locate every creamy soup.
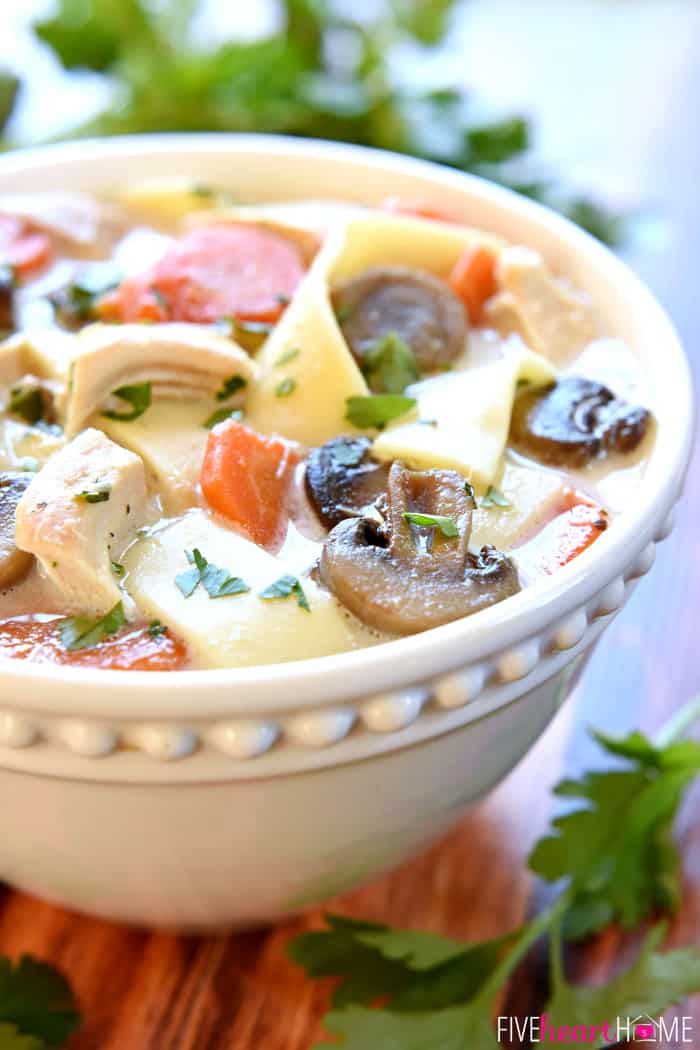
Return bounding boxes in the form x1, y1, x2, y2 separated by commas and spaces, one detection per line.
0, 181, 653, 670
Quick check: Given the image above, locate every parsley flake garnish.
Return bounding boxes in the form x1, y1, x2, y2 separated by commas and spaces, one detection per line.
59, 602, 126, 651
275, 347, 300, 367
403, 512, 459, 538
361, 332, 419, 395
215, 374, 247, 401
202, 407, 243, 430
345, 394, 416, 430
480, 485, 511, 509
51, 262, 121, 324
275, 377, 296, 397
75, 488, 110, 504
148, 620, 168, 638
8, 384, 44, 425
102, 381, 152, 422
111, 561, 125, 576
175, 548, 249, 600
259, 573, 310, 611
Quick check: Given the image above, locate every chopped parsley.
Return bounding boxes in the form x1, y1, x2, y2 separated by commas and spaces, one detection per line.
75, 488, 110, 504
259, 573, 310, 611
215, 374, 247, 401
403, 512, 459, 538
59, 602, 126, 651
175, 548, 249, 600
275, 347, 300, 367
215, 316, 271, 350
148, 620, 168, 638
149, 286, 170, 314
202, 406, 243, 430
345, 394, 416, 430
51, 262, 121, 323
102, 381, 152, 422
480, 485, 512, 509
361, 332, 419, 395
275, 376, 296, 397
111, 561, 125, 577
8, 383, 44, 424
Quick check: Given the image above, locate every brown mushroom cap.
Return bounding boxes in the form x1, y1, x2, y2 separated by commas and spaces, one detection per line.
332, 265, 468, 373
0, 472, 34, 589
510, 375, 650, 468
320, 462, 520, 634
305, 436, 391, 530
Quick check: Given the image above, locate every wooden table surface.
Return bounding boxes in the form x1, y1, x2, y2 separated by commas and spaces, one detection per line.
0, 5, 699, 1049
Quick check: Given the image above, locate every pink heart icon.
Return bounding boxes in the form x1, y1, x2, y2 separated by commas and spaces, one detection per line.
635, 1024, 655, 1040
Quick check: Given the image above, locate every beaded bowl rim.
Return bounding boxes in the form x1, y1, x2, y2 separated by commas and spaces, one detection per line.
0, 134, 692, 718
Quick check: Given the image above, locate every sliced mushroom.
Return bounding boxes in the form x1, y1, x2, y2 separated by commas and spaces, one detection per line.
305, 436, 391, 529
510, 375, 651, 467
0, 472, 34, 588
332, 266, 467, 373
0, 267, 15, 332
320, 462, 520, 634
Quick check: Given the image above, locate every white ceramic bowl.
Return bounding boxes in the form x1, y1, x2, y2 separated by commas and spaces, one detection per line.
0, 136, 692, 930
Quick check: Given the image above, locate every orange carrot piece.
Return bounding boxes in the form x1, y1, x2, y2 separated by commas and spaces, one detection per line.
100, 224, 305, 326
539, 498, 609, 574
0, 616, 188, 670
200, 419, 299, 550
0, 214, 53, 280
380, 197, 463, 225
448, 245, 498, 325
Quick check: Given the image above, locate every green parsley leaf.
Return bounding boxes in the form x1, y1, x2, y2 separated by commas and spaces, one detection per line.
529, 718, 700, 941
200, 564, 250, 599
275, 377, 296, 398
111, 561, 125, 576
102, 381, 152, 422
51, 262, 121, 325
361, 332, 419, 395
275, 347, 300, 367
202, 407, 243, 430
403, 512, 459, 538
215, 375, 247, 401
148, 620, 167, 638
0, 71, 20, 134
0, 954, 80, 1046
259, 573, 310, 611
175, 548, 249, 600
345, 394, 416, 430
546, 921, 700, 1043
480, 485, 511, 509
75, 488, 110, 504
465, 116, 530, 166
8, 385, 44, 425
59, 602, 126, 651
0, 1023, 44, 1049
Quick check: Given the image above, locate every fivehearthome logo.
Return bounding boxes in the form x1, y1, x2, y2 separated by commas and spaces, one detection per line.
496, 1012, 695, 1044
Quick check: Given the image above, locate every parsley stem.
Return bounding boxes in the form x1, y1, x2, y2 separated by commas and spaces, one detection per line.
479, 893, 571, 1001
655, 692, 700, 747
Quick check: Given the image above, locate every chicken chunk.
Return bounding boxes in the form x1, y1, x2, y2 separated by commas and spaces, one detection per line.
62, 322, 255, 436
15, 428, 147, 617
484, 246, 598, 364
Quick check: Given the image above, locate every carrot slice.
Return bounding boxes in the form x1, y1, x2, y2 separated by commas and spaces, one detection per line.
380, 197, 462, 225
448, 245, 498, 325
0, 616, 188, 670
0, 214, 53, 280
538, 494, 609, 574
100, 224, 305, 326
200, 419, 299, 550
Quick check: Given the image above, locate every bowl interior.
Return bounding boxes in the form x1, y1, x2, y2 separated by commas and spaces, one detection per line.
0, 134, 692, 714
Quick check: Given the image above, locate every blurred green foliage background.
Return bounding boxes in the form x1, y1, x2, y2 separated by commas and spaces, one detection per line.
0, 0, 622, 242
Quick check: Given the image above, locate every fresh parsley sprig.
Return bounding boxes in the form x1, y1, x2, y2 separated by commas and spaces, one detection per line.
0, 955, 80, 1048
290, 694, 700, 1047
